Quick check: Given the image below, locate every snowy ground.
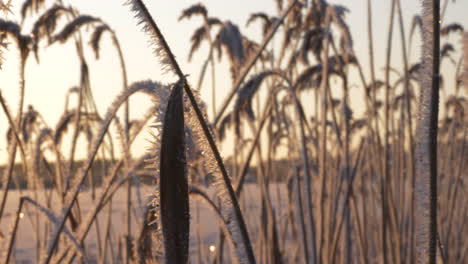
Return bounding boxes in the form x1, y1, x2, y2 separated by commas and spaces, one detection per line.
0, 184, 289, 263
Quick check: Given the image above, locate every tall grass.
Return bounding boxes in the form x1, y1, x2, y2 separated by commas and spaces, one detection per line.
0, 0, 466, 263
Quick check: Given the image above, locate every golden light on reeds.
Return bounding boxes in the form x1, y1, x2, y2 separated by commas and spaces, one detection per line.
0, 0, 466, 263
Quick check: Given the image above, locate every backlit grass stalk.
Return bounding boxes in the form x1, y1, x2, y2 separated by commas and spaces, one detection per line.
395, 1, 417, 262
158, 78, 189, 263
413, 0, 440, 263
383, 1, 400, 263
43, 82, 159, 264
319, 12, 331, 264
127, 1, 256, 263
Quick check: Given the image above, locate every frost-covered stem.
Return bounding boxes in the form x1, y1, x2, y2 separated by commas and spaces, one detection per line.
4, 197, 24, 264
210, 50, 216, 119
200, 16, 217, 119
414, 0, 439, 263
234, 103, 273, 197
54, 165, 122, 262
110, 33, 129, 140
233, 80, 281, 196
213, 0, 300, 126
0, 91, 27, 163
195, 43, 217, 119
109, 32, 132, 263
383, 1, 397, 262
329, 139, 365, 263
66, 28, 88, 187
59, 157, 148, 263
63, 56, 86, 241
196, 44, 213, 92
125, 174, 132, 264
190, 186, 249, 263
0, 21, 29, 227
0, 77, 29, 224
217, 95, 272, 262
44, 85, 153, 264
395, 1, 417, 262
248, 119, 275, 264
58, 105, 156, 261
295, 94, 317, 264
443, 128, 466, 262
366, 0, 382, 152
277, 73, 318, 264
293, 168, 310, 264
185, 48, 258, 264
0, 142, 18, 223
99, 201, 112, 263
368, 1, 387, 261
16, 55, 27, 130
342, 78, 352, 264
319, 13, 331, 264
128, 1, 256, 262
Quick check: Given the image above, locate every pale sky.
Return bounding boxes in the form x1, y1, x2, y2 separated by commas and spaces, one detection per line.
0, 0, 467, 164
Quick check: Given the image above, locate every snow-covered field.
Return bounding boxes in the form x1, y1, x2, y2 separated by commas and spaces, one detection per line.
1, 184, 289, 263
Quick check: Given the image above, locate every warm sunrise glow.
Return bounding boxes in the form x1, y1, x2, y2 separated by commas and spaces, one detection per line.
0, 0, 466, 263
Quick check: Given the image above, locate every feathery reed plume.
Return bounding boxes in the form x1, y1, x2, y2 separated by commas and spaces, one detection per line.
89, 24, 110, 59
30, 4, 72, 60
328, 5, 353, 57
186, 18, 221, 62
409, 15, 423, 51
441, 43, 455, 63
440, 23, 464, 36
414, 0, 440, 263
20, 0, 45, 22
300, 28, 324, 64
215, 21, 245, 79
178, 3, 207, 20
295, 64, 320, 86
246, 13, 277, 37
233, 70, 276, 134
53, 111, 75, 145
53, 15, 101, 44
0, 34, 5, 68
214, 0, 301, 125
0, 18, 31, 60
218, 112, 233, 141
158, 78, 189, 263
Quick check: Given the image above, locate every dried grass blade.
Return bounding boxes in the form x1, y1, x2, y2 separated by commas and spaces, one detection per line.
159, 79, 189, 263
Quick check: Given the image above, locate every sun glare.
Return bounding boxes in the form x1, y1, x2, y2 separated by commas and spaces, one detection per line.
209, 245, 216, 253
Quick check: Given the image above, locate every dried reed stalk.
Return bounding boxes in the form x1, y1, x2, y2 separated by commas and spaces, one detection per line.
414, 0, 440, 263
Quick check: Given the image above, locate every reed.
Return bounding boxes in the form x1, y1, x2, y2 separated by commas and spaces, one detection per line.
0, 0, 465, 263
